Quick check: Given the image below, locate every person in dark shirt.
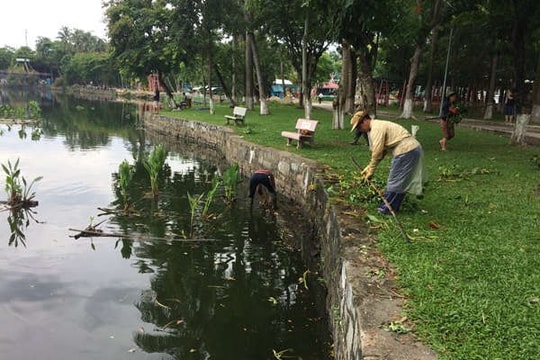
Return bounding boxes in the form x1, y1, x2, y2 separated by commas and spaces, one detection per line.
439, 91, 459, 151
153, 88, 160, 113
248, 169, 277, 209
503, 89, 516, 124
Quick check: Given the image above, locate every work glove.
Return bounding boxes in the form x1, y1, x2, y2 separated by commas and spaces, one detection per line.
361, 166, 374, 182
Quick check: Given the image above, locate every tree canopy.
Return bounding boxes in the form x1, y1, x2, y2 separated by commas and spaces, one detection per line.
0, 0, 538, 119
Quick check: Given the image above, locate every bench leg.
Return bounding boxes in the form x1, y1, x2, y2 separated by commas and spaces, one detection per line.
286, 138, 292, 147
297, 140, 302, 149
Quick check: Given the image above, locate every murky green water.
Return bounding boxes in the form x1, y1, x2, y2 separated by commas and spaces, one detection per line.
0, 94, 332, 359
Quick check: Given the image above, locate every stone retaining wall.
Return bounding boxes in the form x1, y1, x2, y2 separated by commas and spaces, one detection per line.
145, 115, 437, 360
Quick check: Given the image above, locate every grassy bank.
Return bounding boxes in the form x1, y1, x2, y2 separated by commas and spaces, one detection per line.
160, 102, 540, 359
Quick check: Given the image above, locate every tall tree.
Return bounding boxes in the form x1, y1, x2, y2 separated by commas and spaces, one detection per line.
531, 53, 540, 124
245, 33, 254, 110
509, 0, 540, 142
105, 0, 193, 105
331, 0, 399, 121
422, 28, 439, 113
400, 0, 444, 119
243, 0, 270, 114
484, 52, 499, 119
247, 31, 269, 114
259, 0, 330, 116
447, 1, 512, 119
36, 35, 70, 78
333, 40, 354, 129
0, 47, 15, 70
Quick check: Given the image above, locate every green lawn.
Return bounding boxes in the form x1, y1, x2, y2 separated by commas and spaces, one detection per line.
161, 101, 540, 359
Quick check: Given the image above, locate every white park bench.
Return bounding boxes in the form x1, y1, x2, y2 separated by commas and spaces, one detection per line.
281, 118, 319, 149
224, 106, 247, 125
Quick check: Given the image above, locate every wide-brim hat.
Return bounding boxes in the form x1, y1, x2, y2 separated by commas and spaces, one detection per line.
350, 110, 367, 132
447, 90, 457, 97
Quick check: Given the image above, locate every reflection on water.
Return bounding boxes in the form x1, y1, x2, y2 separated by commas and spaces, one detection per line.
3, 206, 41, 247
0, 95, 332, 359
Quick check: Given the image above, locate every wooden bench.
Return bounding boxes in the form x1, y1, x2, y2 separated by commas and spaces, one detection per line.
281, 118, 319, 149
224, 106, 247, 125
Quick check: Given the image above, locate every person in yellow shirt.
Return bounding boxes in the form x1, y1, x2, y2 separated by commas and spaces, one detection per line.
352, 110, 426, 214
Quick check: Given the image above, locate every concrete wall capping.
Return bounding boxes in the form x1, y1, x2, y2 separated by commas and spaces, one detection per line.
144, 114, 437, 360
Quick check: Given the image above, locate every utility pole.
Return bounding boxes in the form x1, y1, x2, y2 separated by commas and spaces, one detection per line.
439, 27, 453, 116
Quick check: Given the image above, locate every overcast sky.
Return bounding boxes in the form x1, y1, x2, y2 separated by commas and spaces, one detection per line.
0, 0, 107, 49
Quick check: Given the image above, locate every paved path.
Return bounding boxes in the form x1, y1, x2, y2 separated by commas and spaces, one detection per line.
313, 102, 540, 146
458, 118, 540, 146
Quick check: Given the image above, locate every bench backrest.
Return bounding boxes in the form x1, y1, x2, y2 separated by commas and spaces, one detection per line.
233, 106, 247, 117
295, 118, 319, 132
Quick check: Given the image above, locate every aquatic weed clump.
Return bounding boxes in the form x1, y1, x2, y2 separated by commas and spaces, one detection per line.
144, 144, 168, 198
1, 158, 42, 247
2, 158, 42, 209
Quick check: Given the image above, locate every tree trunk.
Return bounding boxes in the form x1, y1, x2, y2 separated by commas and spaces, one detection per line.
245, 32, 254, 110
158, 73, 178, 109
357, 49, 376, 116
231, 35, 238, 103
247, 32, 269, 115
341, 41, 356, 114
511, 7, 526, 115
349, 50, 358, 114
207, 53, 214, 114
333, 41, 351, 129
215, 64, 236, 107
280, 61, 285, 99
483, 52, 498, 120
510, 114, 530, 145
530, 53, 540, 124
532, 104, 540, 124
340, 42, 351, 117
423, 29, 438, 113
332, 96, 343, 129
400, 44, 423, 119
302, 14, 312, 119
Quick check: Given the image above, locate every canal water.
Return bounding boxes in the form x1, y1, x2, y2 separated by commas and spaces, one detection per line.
0, 95, 332, 359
